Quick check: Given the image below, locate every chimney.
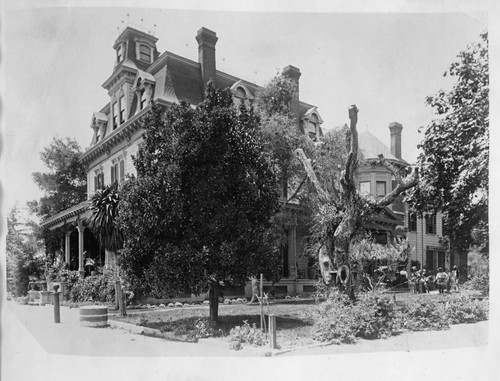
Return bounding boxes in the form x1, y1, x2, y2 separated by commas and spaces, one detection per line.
281, 65, 301, 129
389, 122, 403, 160
196, 27, 218, 89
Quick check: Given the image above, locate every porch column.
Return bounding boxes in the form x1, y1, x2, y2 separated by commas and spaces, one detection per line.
65, 231, 71, 264
288, 222, 297, 295
77, 223, 86, 277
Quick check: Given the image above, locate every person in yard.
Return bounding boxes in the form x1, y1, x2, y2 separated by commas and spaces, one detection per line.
435, 267, 448, 294
420, 269, 430, 293
448, 265, 460, 292
248, 276, 259, 304
410, 267, 420, 293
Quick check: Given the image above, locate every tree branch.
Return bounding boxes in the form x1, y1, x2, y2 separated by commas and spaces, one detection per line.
341, 105, 359, 192
294, 148, 330, 204
286, 175, 308, 203
376, 154, 419, 207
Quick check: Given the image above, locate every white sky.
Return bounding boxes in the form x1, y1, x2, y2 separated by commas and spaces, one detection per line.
0, 3, 490, 212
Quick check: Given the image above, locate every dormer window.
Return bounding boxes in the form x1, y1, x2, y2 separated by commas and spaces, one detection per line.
307, 114, 320, 140
302, 108, 324, 142
139, 44, 152, 63
230, 81, 253, 111
131, 72, 155, 115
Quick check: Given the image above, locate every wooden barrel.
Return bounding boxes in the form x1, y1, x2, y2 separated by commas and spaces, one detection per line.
79, 306, 108, 328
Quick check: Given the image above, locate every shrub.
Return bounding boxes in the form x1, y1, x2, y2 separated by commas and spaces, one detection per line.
401, 296, 449, 332
193, 318, 223, 339
313, 291, 401, 344
352, 292, 403, 339
70, 273, 115, 303
313, 292, 357, 344
444, 292, 489, 324
462, 274, 489, 296
229, 320, 267, 350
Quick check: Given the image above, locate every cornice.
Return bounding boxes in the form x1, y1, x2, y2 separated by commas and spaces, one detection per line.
40, 201, 89, 229
102, 65, 139, 90
80, 106, 149, 167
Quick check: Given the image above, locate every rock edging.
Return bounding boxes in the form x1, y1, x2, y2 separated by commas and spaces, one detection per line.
108, 319, 195, 343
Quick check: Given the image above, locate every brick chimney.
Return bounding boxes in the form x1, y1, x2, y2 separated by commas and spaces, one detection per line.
389, 122, 403, 160
196, 27, 218, 89
282, 65, 301, 129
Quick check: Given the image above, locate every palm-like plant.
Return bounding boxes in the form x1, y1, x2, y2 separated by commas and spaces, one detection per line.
87, 183, 122, 254
87, 183, 126, 315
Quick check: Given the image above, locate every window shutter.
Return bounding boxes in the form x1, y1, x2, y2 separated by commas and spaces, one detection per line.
111, 165, 115, 184
94, 176, 98, 192
119, 160, 125, 183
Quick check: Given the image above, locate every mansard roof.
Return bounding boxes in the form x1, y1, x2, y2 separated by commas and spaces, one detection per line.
358, 131, 408, 165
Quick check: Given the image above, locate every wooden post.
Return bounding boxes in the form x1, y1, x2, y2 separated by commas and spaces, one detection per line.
260, 273, 264, 331
269, 315, 277, 349
116, 279, 126, 317
52, 284, 60, 323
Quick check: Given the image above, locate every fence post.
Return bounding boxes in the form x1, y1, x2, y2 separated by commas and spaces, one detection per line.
269, 314, 277, 349
116, 279, 126, 317
52, 284, 60, 323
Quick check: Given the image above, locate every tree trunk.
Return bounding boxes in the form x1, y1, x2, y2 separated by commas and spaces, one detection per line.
209, 285, 219, 323
334, 235, 354, 299
457, 246, 468, 283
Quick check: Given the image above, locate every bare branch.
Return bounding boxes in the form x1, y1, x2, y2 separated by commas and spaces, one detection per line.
294, 148, 330, 204
376, 155, 419, 207
341, 105, 359, 191
286, 175, 308, 203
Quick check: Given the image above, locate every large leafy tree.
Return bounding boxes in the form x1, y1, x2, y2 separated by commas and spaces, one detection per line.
409, 32, 489, 277
118, 83, 281, 322
6, 206, 44, 296
28, 137, 87, 259
30, 137, 87, 219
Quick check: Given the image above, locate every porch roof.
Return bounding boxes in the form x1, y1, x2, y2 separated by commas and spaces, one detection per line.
39, 201, 89, 230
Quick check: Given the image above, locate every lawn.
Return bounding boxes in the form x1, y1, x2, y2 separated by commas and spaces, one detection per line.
109, 290, 487, 350
111, 298, 321, 349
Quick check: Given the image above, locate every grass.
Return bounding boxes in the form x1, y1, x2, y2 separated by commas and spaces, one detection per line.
111, 299, 320, 348
110, 289, 485, 350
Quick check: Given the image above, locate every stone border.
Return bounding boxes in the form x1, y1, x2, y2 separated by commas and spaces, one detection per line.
108, 319, 195, 343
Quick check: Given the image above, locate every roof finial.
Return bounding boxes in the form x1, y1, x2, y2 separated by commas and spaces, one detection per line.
127, 13, 130, 25
153, 24, 157, 36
